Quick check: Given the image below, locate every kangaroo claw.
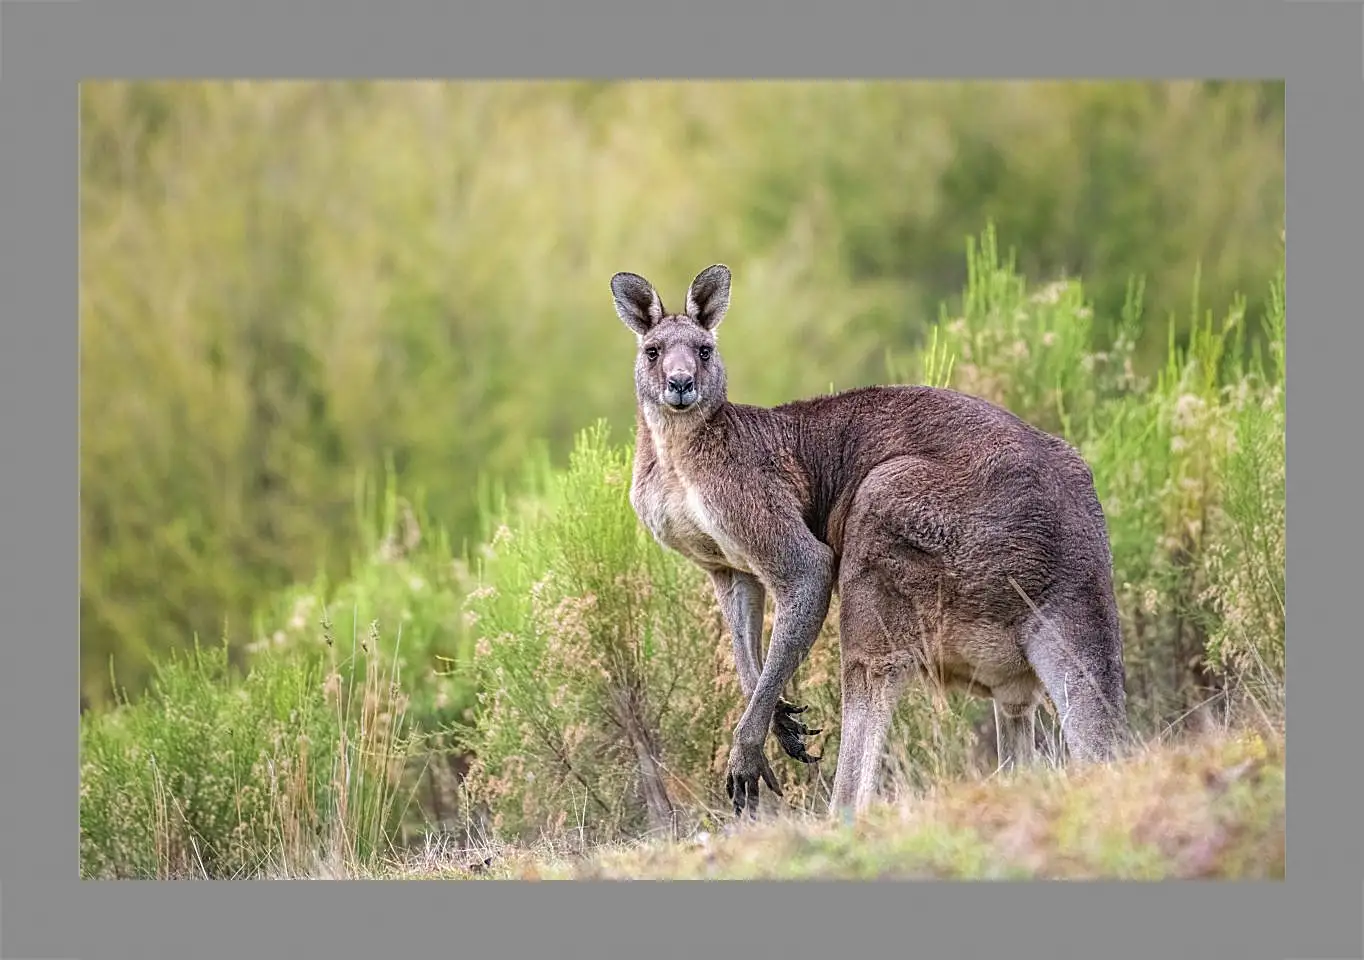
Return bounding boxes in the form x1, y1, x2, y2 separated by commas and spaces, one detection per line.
725, 741, 780, 817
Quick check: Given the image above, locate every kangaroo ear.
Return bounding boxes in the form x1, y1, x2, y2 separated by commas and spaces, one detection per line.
611, 272, 665, 337
685, 264, 731, 332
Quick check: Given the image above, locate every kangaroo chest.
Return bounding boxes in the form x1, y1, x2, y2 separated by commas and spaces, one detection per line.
633, 459, 753, 575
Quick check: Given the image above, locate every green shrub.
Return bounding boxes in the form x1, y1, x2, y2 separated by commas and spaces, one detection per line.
80, 636, 415, 878
457, 423, 736, 841
1197, 277, 1285, 702
246, 468, 477, 735
238, 471, 493, 833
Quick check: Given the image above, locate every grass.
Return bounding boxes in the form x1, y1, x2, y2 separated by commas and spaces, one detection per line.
80, 630, 417, 880
325, 728, 1284, 881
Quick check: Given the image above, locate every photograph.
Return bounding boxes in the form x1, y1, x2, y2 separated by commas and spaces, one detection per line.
78, 79, 1286, 881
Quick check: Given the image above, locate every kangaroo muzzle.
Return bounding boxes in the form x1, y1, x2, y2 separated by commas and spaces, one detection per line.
664, 371, 698, 410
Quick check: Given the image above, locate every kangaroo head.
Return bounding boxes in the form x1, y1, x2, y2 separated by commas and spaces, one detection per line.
611, 264, 732, 420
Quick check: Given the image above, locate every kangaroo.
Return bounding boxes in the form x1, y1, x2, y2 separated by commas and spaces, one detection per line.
611, 264, 1129, 818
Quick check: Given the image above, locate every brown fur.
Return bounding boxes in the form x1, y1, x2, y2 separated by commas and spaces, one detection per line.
611, 264, 1129, 817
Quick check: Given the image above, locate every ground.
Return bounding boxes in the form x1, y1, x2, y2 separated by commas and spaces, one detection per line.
343, 728, 1284, 882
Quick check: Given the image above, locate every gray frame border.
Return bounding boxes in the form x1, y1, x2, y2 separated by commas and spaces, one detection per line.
2, 1, 1358, 958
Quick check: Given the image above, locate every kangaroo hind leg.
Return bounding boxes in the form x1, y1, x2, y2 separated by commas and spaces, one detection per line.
829, 575, 916, 817
1021, 593, 1129, 765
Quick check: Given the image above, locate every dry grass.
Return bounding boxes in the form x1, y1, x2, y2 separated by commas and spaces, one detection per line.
346, 726, 1283, 882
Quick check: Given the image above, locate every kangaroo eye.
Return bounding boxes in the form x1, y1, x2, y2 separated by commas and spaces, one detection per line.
644, 346, 660, 362
698, 346, 713, 362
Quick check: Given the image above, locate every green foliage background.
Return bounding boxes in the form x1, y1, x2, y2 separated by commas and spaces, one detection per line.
80, 79, 1284, 710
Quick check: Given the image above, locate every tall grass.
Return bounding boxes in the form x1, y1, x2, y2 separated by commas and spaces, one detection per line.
80, 627, 417, 878
248, 467, 479, 733
457, 424, 735, 842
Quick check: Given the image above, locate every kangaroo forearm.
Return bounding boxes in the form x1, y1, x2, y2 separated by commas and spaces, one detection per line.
734, 585, 831, 746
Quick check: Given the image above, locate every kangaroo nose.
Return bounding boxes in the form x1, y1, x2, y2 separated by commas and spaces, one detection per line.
667, 374, 695, 395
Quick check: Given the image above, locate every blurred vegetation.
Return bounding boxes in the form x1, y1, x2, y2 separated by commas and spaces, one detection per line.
80, 80, 1284, 708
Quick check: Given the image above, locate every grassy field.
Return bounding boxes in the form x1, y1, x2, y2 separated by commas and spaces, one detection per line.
90, 727, 1285, 881
79, 230, 1286, 881
366, 730, 1284, 882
